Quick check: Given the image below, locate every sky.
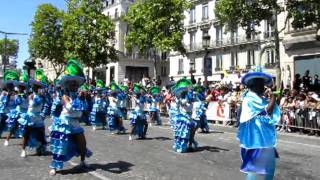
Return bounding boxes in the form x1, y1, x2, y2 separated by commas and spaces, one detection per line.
0, 0, 66, 68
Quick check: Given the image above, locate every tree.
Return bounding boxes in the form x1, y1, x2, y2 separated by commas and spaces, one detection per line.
215, 0, 285, 87
0, 38, 19, 59
286, 0, 320, 32
124, 0, 190, 54
63, 0, 117, 68
28, 3, 65, 78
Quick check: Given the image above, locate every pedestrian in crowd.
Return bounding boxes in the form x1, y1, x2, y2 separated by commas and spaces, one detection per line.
293, 73, 301, 91
313, 74, 319, 91
238, 67, 281, 180
302, 70, 312, 91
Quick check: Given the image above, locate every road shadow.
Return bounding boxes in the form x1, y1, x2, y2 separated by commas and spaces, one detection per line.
192, 146, 230, 153
206, 130, 224, 134
151, 136, 172, 141
59, 160, 134, 175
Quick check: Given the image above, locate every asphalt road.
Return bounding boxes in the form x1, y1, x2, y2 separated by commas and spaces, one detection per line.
0, 118, 320, 180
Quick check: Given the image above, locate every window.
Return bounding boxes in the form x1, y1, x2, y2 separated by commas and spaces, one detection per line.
202, 30, 210, 48
204, 57, 212, 75
202, 4, 209, 20
190, 32, 196, 50
178, 59, 184, 74
190, 8, 196, 24
265, 19, 274, 38
190, 58, 196, 73
216, 26, 222, 46
266, 50, 275, 64
247, 50, 255, 66
111, 0, 114, 4
216, 54, 223, 70
106, 0, 108, 7
107, 12, 110, 17
246, 22, 256, 40
115, 8, 118, 18
231, 27, 238, 44
231, 51, 238, 67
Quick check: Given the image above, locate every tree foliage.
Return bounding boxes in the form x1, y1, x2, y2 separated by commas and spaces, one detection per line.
286, 0, 320, 30
64, 0, 117, 68
215, 0, 282, 37
0, 38, 19, 59
124, 0, 190, 54
28, 3, 65, 77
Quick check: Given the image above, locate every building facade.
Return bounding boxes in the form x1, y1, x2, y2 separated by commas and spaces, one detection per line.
102, 0, 169, 86
169, 0, 320, 88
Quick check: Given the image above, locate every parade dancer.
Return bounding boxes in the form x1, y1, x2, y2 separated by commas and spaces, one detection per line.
79, 84, 91, 125
90, 80, 108, 130
118, 85, 129, 120
18, 69, 48, 158
238, 67, 281, 180
107, 82, 125, 134
192, 86, 209, 133
172, 78, 198, 153
128, 84, 148, 140
147, 86, 162, 125
4, 71, 29, 146
49, 59, 92, 175
0, 70, 19, 139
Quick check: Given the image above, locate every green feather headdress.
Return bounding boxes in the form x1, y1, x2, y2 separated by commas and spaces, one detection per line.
60, 59, 85, 86
173, 78, 192, 96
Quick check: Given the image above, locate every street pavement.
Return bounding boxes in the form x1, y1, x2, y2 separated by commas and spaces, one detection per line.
0, 118, 320, 180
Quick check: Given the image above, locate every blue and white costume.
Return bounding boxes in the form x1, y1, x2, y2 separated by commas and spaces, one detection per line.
49, 94, 92, 170
6, 94, 28, 137
147, 95, 162, 125
169, 98, 179, 129
129, 95, 147, 138
238, 91, 281, 178
41, 91, 53, 118
107, 94, 125, 132
192, 93, 209, 133
173, 94, 198, 153
18, 93, 47, 149
0, 92, 17, 135
90, 95, 108, 129
116, 92, 128, 120
51, 92, 63, 119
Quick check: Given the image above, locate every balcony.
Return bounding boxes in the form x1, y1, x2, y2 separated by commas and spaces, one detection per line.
185, 35, 261, 52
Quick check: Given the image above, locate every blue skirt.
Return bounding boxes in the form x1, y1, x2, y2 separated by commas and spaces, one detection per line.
90, 111, 106, 126
173, 114, 198, 153
240, 147, 279, 175
130, 111, 147, 138
50, 131, 92, 170
49, 117, 92, 170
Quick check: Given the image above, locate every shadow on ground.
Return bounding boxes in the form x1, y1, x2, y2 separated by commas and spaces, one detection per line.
59, 160, 134, 175
194, 146, 230, 153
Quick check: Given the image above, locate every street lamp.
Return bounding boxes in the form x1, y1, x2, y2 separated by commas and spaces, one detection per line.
24, 58, 36, 78
203, 34, 211, 87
